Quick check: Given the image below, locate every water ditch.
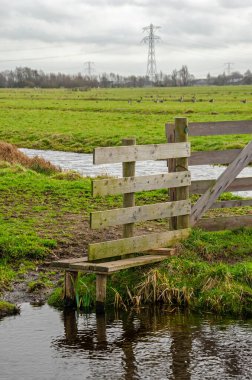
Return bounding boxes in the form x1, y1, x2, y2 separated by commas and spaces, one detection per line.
1, 303, 252, 380
21, 148, 252, 198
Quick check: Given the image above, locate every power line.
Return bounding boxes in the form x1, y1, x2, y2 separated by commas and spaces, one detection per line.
0, 45, 68, 53
0, 53, 84, 63
142, 23, 161, 82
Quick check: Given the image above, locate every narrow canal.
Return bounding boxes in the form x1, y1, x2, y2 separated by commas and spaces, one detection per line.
20, 148, 252, 198
1, 303, 252, 380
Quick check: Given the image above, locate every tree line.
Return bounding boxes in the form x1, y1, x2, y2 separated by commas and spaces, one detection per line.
0, 65, 251, 88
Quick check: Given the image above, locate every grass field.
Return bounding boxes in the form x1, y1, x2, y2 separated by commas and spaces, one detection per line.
0, 86, 252, 153
0, 86, 252, 316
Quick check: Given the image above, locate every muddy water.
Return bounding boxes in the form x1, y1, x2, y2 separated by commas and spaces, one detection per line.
20, 148, 252, 198
0, 304, 252, 380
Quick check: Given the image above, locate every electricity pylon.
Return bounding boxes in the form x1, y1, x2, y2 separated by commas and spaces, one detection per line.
84, 61, 95, 77
142, 24, 161, 82
224, 62, 234, 76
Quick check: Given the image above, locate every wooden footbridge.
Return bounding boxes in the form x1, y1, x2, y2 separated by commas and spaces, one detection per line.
51, 118, 252, 312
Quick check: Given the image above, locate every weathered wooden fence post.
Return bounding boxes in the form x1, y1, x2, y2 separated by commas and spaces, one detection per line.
64, 271, 78, 307
96, 274, 107, 314
167, 117, 190, 230
122, 137, 136, 255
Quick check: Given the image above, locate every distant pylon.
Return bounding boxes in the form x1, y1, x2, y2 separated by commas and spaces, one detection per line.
224, 62, 234, 76
142, 24, 161, 82
84, 61, 95, 76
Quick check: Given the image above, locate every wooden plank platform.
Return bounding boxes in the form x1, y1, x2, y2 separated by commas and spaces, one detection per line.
50, 249, 176, 273
70, 255, 170, 273
50, 257, 88, 268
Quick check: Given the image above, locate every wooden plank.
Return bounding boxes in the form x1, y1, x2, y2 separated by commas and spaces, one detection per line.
147, 247, 176, 256
166, 120, 252, 136
50, 257, 88, 269
189, 149, 252, 166
191, 141, 252, 225
196, 215, 252, 231
122, 138, 136, 246
190, 177, 252, 194
90, 200, 191, 229
71, 255, 170, 273
93, 142, 190, 164
91, 200, 190, 229
92, 171, 191, 196
211, 199, 252, 209
88, 228, 190, 261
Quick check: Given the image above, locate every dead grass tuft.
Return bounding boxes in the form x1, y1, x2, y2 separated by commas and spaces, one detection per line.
0, 141, 60, 175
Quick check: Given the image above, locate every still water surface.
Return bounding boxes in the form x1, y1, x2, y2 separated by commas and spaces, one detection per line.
1, 303, 252, 380
20, 148, 252, 198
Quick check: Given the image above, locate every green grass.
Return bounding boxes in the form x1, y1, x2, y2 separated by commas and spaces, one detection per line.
48, 248, 252, 316
0, 86, 252, 152
0, 300, 20, 318
0, 160, 251, 316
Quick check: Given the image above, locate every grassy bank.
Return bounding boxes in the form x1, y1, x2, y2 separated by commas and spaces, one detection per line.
0, 300, 20, 318
0, 144, 251, 316
48, 228, 252, 316
0, 86, 252, 153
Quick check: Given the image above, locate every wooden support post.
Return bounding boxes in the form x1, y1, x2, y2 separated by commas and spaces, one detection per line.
96, 274, 107, 314
64, 270, 78, 307
166, 123, 176, 230
170, 118, 190, 230
122, 138, 136, 258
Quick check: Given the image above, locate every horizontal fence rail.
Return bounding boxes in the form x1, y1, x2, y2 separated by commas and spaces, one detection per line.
94, 142, 190, 164
191, 174, 252, 194
190, 149, 252, 166
211, 199, 252, 209
92, 171, 191, 196
90, 200, 191, 229
88, 229, 190, 261
166, 120, 252, 137
196, 215, 252, 231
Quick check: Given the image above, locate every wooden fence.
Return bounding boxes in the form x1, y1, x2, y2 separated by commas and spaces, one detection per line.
90, 139, 191, 261
52, 136, 192, 312
166, 118, 252, 231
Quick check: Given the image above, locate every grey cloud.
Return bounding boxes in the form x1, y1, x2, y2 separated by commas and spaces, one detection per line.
218, 0, 252, 8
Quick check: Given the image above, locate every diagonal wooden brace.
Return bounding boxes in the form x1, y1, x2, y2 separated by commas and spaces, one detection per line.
191, 141, 252, 226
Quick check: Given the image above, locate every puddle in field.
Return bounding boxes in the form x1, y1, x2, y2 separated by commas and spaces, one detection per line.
20, 148, 252, 198
1, 303, 252, 380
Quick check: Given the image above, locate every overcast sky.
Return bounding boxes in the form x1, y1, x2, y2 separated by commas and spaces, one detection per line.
0, 0, 251, 77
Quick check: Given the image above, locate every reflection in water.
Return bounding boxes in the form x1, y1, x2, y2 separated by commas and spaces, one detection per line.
1, 304, 252, 379
52, 307, 252, 380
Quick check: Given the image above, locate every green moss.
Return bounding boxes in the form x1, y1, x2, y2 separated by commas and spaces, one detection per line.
0, 300, 20, 318
47, 287, 64, 309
